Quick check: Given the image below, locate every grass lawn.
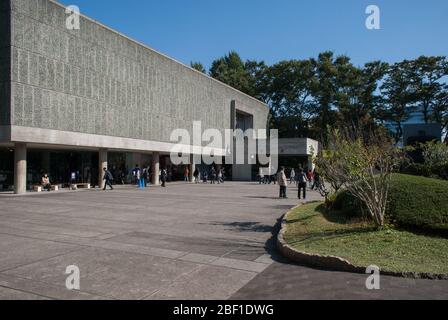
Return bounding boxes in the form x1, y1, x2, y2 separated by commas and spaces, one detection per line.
284, 202, 448, 275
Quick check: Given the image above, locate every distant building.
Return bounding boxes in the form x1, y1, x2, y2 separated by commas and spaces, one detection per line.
0, 0, 269, 193
277, 138, 319, 171
402, 123, 442, 146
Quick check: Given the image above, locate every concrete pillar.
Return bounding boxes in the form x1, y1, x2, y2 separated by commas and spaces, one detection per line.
98, 149, 108, 189
14, 143, 27, 194
152, 152, 160, 185
189, 154, 196, 182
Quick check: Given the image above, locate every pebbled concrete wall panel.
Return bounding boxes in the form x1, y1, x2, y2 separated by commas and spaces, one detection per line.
9, 0, 269, 145
0, 0, 12, 126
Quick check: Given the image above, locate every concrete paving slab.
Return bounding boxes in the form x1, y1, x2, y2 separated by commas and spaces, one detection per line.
0, 233, 82, 272
2, 182, 445, 300
146, 265, 257, 300
211, 257, 270, 273
3, 247, 200, 300
0, 286, 50, 300
178, 253, 219, 264
0, 273, 108, 300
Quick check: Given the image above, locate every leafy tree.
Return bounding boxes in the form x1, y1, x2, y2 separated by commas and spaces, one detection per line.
432, 91, 448, 142
380, 61, 418, 144
190, 62, 206, 73
244, 60, 268, 100
334, 58, 388, 139
409, 56, 448, 124
209, 51, 251, 94
262, 60, 316, 138
205, 50, 447, 143
421, 141, 448, 179
308, 52, 339, 142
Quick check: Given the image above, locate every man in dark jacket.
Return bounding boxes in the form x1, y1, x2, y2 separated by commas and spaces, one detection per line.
210, 167, 216, 184
103, 167, 114, 190
161, 169, 168, 187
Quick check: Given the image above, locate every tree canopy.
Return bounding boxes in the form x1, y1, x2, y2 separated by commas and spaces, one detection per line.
194, 52, 448, 142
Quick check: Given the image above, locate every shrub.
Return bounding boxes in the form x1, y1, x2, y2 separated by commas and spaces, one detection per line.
388, 174, 448, 232
315, 128, 400, 226
334, 174, 448, 233
331, 190, 365, 218
402, 142, 448, 180
401, 163, 431, 178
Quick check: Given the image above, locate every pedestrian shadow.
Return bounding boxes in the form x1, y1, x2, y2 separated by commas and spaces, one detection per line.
271, 204, 298, 210
209, 219, 290, 263
209, 221, 274, 233
244, 196, 284, 200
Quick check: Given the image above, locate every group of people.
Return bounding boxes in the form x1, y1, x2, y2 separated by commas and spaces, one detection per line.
101, 164, 226, 190
277, 167, 309, 199
258, 167, 323, 200
257, 172, 279, 185
131, 165, 152, 189
42, 165, 321, 198
288, 168, 322, 189
192, 167, 225, 184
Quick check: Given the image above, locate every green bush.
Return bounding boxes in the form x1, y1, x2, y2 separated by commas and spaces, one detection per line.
334, 174, 448, 232
402, 163, 431, 178
402, 162, 448, 180
331, 190, 366, 218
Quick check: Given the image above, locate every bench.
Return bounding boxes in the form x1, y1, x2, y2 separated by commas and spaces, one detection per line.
70, 183, 91, 190
32, 185, 59, 192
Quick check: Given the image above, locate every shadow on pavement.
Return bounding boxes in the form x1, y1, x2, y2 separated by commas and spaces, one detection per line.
208, 221, 274, 233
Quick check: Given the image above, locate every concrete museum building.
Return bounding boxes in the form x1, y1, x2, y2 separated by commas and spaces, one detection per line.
0, 0, 274, 193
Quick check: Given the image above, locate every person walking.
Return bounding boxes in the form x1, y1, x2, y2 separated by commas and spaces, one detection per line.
184, 167, 190, 182
161, 168, 168, 187
138, 169, 144, 188
142, 168, 149, 188
219, 168, 225, 184
297, 168, 308, 200
132, 165, 141, 188
193, 168, 200, 183
258, 167, 265, 184
103, 167, 114, 190
277, 167, 288, 199
210, 167, 216, 184
307, 169, 314, 188
217, 168, 223, 184
289, 168, 296, 185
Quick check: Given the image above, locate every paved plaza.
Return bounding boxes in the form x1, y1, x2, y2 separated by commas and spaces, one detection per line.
0, 183, 447, 300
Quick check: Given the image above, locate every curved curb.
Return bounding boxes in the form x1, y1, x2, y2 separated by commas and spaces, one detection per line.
277, 204, 448, 281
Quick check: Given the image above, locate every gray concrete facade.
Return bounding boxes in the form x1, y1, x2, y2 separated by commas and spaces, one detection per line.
1, 0, 268, 150
278, 138, 319, 157
277, 138, 319, 171
0, 0, 270, 190
0, 0, 11, 127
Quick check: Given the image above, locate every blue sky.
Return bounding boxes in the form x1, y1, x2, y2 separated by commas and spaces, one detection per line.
59, 0, 448, 69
